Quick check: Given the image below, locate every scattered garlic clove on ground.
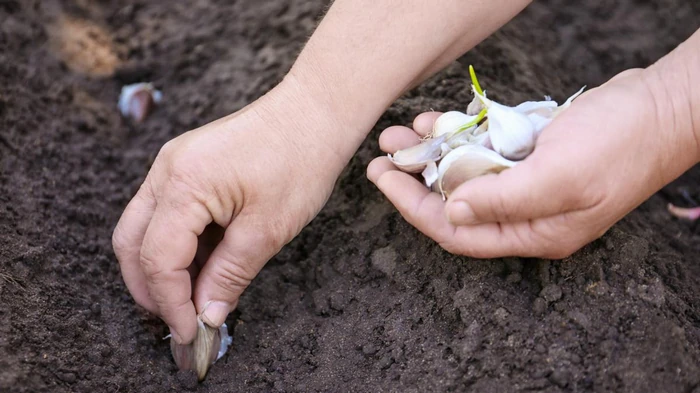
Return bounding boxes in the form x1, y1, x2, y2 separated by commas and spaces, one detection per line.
667, 203, 700, 221
432, 111, 479, 138
170, 317, 233, 381
118, 82, 162, 123
437, 145, 517, 199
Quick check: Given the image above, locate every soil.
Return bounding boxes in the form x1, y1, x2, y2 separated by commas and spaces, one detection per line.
1, 0, 699, 392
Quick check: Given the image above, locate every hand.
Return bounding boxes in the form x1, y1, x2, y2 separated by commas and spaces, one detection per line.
368, 67, 700, 259
112, 79, 345, 344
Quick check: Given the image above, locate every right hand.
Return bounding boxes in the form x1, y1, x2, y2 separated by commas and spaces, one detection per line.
112, 77, 346, 344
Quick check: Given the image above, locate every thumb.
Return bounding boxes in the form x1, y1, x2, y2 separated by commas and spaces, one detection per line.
444, 149, 590, 225
193, 217, 281, 327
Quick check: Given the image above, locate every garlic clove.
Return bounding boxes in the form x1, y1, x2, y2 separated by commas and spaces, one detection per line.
432, 111, 479, 138
422, 161, 439, 187
527, 113, 553, 137
514, 100, 558, 115
388, 134, 448, 173
170, 318, 232, 381
667, 203, 700, 221
466, 94, 485, 116
472, 85, 537, 160
485, 100, 537, 160
437, 145, 517, 199
118, 82, 162, 123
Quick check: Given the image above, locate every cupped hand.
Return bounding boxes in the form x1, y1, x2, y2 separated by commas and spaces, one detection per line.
368, 68, 700, 259
112, 80, 344, 344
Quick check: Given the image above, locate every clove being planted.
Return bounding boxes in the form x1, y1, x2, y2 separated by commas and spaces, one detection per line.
170, 317, 233, 381
388, 65, 585, 199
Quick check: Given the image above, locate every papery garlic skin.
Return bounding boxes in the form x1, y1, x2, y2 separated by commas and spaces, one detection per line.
437, 145, 517, 198
422, 161, 439, 187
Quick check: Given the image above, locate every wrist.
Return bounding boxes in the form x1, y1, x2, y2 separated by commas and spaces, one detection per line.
239, 70, 361, 181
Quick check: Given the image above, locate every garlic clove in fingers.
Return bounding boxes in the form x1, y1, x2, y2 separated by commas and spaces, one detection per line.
473, 87, 537, 160
432, 111, 480, 138
388, 134, 449, 173
466, 93, 485, 116
437, 145, 517, 199
170, 317, 233, 381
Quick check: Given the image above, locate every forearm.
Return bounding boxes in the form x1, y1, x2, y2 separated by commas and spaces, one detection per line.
645, 28, 700, 167
283, 0, 531, 171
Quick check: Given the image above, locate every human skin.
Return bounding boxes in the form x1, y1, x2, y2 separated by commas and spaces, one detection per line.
368, 28, 700, 258
112, 0, 532, 344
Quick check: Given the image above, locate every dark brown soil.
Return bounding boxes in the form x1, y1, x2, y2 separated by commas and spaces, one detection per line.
1, 1, 699, 392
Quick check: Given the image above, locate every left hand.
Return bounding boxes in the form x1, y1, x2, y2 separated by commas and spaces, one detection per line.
367, 67, 700, 259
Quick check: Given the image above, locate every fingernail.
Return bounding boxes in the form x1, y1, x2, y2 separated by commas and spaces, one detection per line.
169, 326, 183, 345
448, 201, 476, 225
200, 301, 231, 327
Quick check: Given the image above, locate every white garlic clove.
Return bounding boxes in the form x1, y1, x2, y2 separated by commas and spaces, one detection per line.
432, 111, 479, 138
514, 100, 558, 115
437, 145, 516, 199
422, 161, 439, 187
388, 134, 448, 173
471, 86, 537, 160
466, 94, 485, 115
118, 82, 163, 123
170, 318, 233, 381
527, 113, 553, 137
485, 101, 537, 160
472, 119, 489, 136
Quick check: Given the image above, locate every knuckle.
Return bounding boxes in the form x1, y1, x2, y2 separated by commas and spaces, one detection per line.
158, 139, 179, 158
211, 257, 255, 296
139, 248, 165, 280
111, 225, 129, 257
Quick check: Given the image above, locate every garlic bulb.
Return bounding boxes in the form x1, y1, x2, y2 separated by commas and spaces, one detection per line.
437, 145, 517, 198
170, 318, 233, 381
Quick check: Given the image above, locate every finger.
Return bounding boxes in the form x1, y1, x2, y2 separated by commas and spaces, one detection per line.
444, 147, 589, 226
112, 183, 158, 314
368, 157, 454, 243
412, 111, 442, 137
140, 197, 211, 344
368, 158, 576, 258
367, 156, 395, 184
368, 157, 531, 257
378, 126, 421, 154
194, 216, 280, 328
